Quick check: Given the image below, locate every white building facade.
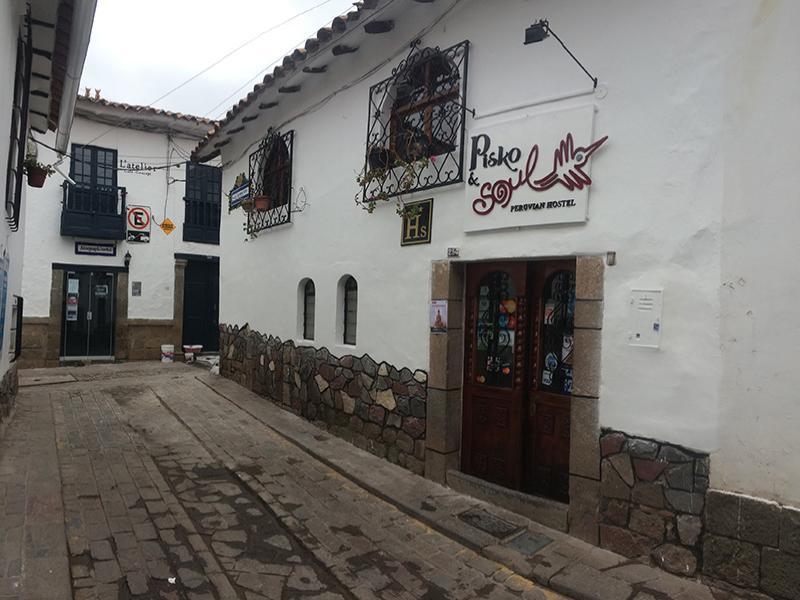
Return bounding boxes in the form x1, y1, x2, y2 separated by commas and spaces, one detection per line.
22, 94, 221, 365
193, 1, 800, 594
0, 0, 95, 425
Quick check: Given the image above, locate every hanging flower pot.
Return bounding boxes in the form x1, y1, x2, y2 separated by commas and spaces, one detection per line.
241, 197, 255, 213
26, 166, 48, 188
23, 159, 53, 188
253, 195, 270, 211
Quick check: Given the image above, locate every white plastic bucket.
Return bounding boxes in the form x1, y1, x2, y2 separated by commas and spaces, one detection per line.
160, 344, 175, 363
182, 345, 202, 363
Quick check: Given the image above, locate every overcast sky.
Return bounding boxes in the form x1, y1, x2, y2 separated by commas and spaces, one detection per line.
79, 0, 356, 120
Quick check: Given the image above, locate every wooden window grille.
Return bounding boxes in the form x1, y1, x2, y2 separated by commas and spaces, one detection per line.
303, 279, 315, 340
343, 276, 358, 345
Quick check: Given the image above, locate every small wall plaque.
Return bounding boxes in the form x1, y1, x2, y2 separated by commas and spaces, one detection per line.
132, 281, 142, 297
401, 198, 433, 246
75, 241, 116, 257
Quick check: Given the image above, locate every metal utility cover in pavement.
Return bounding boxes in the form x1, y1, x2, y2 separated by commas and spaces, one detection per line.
503, 531, 553, 556
458, 507, 522, 538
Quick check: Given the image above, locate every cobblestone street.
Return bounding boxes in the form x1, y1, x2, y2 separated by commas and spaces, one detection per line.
0, 363, 566, 600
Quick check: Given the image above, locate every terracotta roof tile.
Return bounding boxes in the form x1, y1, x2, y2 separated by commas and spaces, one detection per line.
192, 4, 382, 161
77, 95, 217, 127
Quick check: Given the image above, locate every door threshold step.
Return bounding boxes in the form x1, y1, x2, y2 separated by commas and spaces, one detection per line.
446, 469, 568, 532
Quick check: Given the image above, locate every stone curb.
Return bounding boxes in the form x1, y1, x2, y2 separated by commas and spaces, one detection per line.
196, 373, 729, 600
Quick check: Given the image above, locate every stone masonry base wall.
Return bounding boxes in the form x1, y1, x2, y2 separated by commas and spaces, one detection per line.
704, 490, 800, 599
219, 324, 428, 475
600, 429, 709, 577
601, 428, 800, 599
0, 364, 18, 435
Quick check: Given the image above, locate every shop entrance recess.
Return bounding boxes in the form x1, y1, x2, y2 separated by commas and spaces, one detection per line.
462, 260, 576, 502
181, 255, 219, 352
61, 270, 116, 359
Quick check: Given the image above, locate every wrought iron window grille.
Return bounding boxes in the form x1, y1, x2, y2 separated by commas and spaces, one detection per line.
247, 129, 294, 235
6, 11, 32, 232
362, 39, 470, 203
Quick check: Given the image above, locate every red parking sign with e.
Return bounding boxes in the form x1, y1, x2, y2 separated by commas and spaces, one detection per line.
127, 206, 151, 243
128, 207, 150, 229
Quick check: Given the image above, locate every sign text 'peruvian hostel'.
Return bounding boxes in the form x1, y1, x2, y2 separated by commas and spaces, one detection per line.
464, 105, 607, 232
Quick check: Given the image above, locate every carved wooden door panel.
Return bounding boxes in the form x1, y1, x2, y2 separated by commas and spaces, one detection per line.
524, 261, 576, 502
462, 262, 529, 490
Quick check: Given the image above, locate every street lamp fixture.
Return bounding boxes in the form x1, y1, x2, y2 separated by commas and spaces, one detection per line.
524, 19, 599, 89
124, 251, 131, 269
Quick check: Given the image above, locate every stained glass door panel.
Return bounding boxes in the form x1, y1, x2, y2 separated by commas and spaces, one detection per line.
462, 263, 528, 490
525, 264, 576, 502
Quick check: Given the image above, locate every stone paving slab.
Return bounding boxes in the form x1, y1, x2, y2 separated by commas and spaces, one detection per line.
196, 372, 760, 600
4, 362, 767, 600
18, 373, 77, 387
5, 362, 568, 600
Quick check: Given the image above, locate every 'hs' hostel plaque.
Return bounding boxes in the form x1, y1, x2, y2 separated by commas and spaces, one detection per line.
401, 198, 433, 246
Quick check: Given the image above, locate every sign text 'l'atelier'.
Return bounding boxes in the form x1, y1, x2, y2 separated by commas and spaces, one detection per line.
463, 106, 607, 233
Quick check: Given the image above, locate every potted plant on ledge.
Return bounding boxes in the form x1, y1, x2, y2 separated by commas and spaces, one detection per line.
253, 194, 270, 211
23, 157, 55, 188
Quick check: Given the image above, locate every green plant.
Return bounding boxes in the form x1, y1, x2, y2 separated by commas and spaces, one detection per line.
355, 150, 431, 217
23, 157, 55, 176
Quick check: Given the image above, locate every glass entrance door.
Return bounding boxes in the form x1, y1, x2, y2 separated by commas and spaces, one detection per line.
62, 271, 116, 358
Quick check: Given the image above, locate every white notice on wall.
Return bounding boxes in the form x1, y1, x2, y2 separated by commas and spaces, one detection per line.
430, 300, 448, 334
628, 289, 663, 348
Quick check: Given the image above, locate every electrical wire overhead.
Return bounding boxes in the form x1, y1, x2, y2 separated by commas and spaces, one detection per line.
73, 0, 346, 153
205, 0, 399, 120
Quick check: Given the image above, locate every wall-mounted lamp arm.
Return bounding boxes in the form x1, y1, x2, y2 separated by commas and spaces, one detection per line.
526, 19, 599, 89
544, 21, 598, 89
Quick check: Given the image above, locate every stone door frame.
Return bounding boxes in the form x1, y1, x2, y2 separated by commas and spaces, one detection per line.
424, 255, 604, 544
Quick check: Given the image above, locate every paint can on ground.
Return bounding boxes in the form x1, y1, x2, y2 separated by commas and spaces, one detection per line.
160, 344, 174, 363
182, 345, 202, 363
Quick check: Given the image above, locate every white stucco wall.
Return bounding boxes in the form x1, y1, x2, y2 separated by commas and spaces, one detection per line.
0, 0, 28, 379
214, 0, 800, 504
23, 116, 220, 322
716, 1, 800, 506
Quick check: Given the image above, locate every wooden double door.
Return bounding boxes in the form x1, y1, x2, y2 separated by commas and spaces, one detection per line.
462, 260, 576, 502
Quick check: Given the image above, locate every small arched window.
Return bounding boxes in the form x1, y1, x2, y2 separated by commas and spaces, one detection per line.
302, 279, 315, 340
343, 276, 358, 345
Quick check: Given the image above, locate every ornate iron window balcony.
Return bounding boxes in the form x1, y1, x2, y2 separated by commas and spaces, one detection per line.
60, 182, 127, 240
362, 40, 470, 203
247, 129, 294, 235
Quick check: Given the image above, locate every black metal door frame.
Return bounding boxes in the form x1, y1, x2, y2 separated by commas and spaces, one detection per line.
178, 254, 219, 352
59, 265, 119, 359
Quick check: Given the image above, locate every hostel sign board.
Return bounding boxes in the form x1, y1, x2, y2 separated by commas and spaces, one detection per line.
127, 205, 151, 242
464, 105, 607, 232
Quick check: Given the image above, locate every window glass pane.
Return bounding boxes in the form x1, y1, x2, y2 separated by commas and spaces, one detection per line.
474, 271, 516, 388
344, 278, 357, 345
539, 270, 576, 395
303, 280, 315, 340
